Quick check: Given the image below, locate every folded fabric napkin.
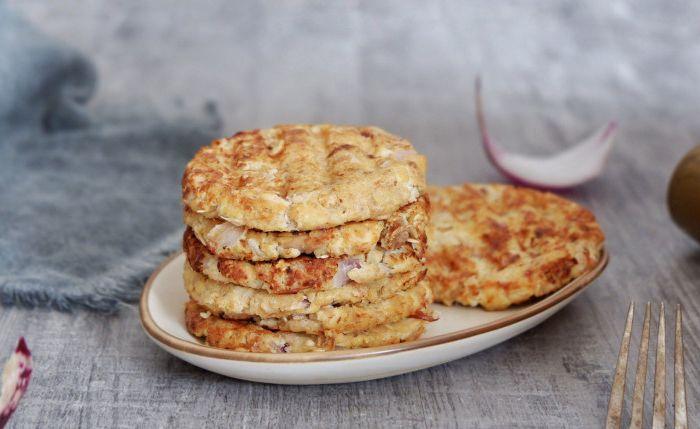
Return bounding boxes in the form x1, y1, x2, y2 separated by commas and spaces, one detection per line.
0, 4, 220, 312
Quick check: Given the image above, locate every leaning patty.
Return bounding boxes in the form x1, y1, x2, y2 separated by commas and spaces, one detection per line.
426, 184, 604, 310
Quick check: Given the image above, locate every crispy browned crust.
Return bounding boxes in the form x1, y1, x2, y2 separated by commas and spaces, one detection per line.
185, 301, 426, 353
426, 184, 605, 311
184, 196, 428, 261
182, 125, 427, 231
379, 195, 429, 261
183, 261, 426, 319
183, 227, 424, 292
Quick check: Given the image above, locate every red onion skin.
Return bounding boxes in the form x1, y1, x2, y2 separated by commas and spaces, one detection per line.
475, 77, 617, 191
0, 338, 32, 429
332, 257, 362, 287
485, 125, 617, 191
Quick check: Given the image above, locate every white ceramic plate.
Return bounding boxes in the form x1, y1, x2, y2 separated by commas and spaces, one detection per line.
140, 251, 607, 384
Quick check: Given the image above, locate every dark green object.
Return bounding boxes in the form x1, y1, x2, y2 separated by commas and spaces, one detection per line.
668, 145, 700, 244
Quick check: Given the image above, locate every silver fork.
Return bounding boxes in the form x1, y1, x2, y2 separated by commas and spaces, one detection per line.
605, 303, 688, 428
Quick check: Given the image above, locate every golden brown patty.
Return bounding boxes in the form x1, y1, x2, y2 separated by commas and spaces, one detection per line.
197, 282, 434, 335
426, 184, 605, 311
255, 282, 433, 335
183, 261, 425, 319
184, 196, 428, 261
182, 124, 427, 231
183, 227, 424, 293
186, 301, 426, 353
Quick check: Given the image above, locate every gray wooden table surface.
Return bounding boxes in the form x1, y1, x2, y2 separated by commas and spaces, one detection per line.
2, 1, 698, 428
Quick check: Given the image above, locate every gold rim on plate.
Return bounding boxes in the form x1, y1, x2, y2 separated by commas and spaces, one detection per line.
139, 249, 608, 363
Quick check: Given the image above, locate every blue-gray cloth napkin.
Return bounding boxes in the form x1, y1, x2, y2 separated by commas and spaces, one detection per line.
0, 4, 220, 312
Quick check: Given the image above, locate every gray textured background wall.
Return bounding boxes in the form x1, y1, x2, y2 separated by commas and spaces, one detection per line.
10, 1, 700, 184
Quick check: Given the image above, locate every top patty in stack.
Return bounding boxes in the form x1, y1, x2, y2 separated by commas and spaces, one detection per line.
182, 124, 427, 232
426, 184, 605, 311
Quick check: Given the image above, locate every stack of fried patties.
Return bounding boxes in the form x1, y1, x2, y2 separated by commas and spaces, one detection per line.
181, 124, 435, 353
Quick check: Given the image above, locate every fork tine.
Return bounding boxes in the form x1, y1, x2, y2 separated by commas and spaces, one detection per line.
605, 303, 634, 429
674, 305, 687, 429
630, 302, 651, 429
652, 302, 666, 429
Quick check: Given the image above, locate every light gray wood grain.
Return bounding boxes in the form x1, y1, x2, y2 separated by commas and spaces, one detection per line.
2, 1, 699, 427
